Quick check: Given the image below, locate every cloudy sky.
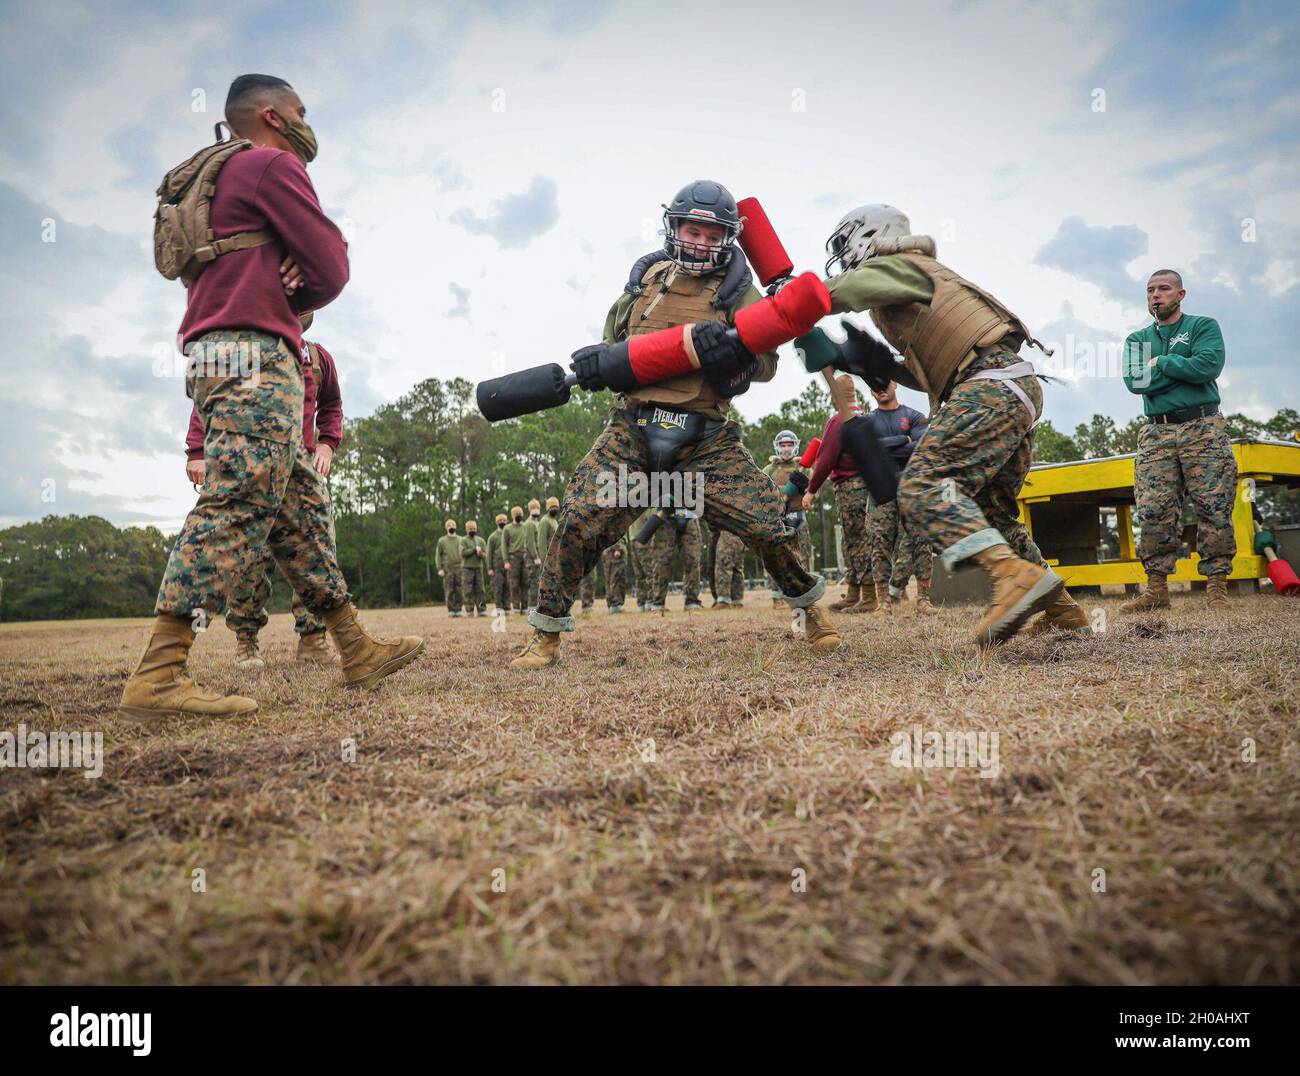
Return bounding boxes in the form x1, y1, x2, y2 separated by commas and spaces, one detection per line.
1, 0, 1297, 530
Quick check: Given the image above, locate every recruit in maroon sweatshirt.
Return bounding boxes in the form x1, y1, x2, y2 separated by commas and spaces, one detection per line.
178, 146, 349, 358
186, 340, 343, 460
808, 408, 866, 496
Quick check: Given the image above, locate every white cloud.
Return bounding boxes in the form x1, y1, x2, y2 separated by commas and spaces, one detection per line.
1, 0, 1297, 529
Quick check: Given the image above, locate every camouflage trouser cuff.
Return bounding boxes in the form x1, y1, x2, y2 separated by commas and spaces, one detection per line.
528, 609, 576, 633
783, 575, 826, 609
889, 585, 905, 598
941, 528, 1005, 571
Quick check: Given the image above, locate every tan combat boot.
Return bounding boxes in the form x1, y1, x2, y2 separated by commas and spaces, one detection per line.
511, 629, 561, 669
829, 583, 860, 611
876, 582, 894, 614
847, 584, 878, 614
801, 604, 843, 653
324, 604, 425, 689
1120, 572, 1170, 614
972, 545, 1065, 648
915, 579, 938, 616
119, 615, 258, 720
1025, 590, 1091, 635
1206, 574, 1229, 609
296, 629, 336, 664
234, 632, 265, 669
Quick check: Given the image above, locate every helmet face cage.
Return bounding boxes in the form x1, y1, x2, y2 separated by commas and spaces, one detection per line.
774, 430, 799, 459
824, 221, 877, 275
664, 209, 741, 274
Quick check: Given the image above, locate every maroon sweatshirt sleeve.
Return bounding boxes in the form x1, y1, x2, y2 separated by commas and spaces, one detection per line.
255, 154, 350, 312
185, 408, 204, 461
809, 413, 840, 495
312, 343, 344, 449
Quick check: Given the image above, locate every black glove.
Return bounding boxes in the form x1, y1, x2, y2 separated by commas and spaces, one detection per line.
691, 320, 753, 388
570, 343, 607, 391
710, 356, 760, 398
840, 320, 908, 392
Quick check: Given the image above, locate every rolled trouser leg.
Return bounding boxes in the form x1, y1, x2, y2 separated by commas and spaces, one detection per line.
796, 522, 813, 572
692, 425, 823, 608
869, 500, 899, 588
506, 564, 524, 611
530, 414, 644, 633
265, 445, 351, 619
225, 559, 274, 637
156, 429, 293, 621
445, 569, 463, 613
290, 583, 325, 635
1132, 421, 1184, 578
604, 553, 626, 607
462, 567, 484, 613
835, 478, 873, 588
1179, 414, 1238, 578
899, 373, 1040, 574
681, 520, 702, 604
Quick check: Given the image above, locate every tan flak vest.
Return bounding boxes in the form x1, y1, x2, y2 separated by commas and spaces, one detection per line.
623, 259, 732, 413
869, 252, 1047, 411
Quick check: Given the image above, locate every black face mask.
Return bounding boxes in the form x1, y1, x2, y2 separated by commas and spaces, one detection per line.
467, 530, 477, 536
513, 516, 523, 524
447, 528, 457, 535
497, 523, 506, 530
548, 508, 559, 516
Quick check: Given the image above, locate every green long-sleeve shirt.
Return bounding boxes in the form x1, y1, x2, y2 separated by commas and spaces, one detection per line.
460, 533, 488, 574
486, 528, 506, 566
825, 256, 935, 314
434, 533, 463, 571
538, 511, 559, 553
522, 517, 541, 560
1121, 313, 1225, 416
503, 521, 528, 558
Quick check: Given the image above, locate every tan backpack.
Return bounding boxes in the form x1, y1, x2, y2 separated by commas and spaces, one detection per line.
153, 131, 275, 284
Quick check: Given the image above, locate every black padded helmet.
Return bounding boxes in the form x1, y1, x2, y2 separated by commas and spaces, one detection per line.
662, 180, 742, 274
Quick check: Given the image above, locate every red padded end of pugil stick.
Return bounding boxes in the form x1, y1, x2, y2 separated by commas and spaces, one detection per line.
733, 273, 831, 354
736, 197, 794, 287
1268, 557, 1300, 596
627, 325, 693, 385
799, 437, 822, 468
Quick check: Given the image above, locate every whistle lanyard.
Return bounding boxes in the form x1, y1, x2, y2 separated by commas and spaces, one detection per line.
1153, 316, 1183, 358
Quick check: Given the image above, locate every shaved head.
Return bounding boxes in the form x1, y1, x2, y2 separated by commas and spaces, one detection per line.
1147, 269, 1186, 323
225, 73, 299, 137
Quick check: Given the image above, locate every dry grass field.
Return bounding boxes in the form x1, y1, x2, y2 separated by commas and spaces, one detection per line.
2, 590, 1298, 985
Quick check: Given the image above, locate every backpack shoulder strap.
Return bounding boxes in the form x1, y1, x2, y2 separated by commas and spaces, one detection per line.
197, 228, 275, 263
